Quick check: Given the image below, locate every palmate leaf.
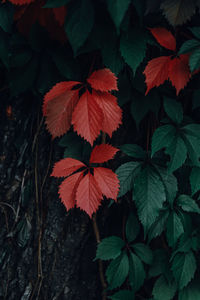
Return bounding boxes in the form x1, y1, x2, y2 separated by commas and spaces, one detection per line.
133, 165, 166, 234
132, 243, 153, 264
96, 236, 125, 260
152, 275, 177, 300
120, 28, 148, 74
172, 251, 197, 289
149, 27, 176, 51
90, 144, 119, 164
166, 211, 184, 247
51, 157, 86, 178
160, 0, 197, 26
106, 251, 129, 290
151, 124, 176, 157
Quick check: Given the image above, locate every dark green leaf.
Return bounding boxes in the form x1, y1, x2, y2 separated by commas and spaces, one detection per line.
133, 166, 166, 235
96, 236, 125, 260
120, 29, 147, 74
116, 162, 141, 197
148, 210, 169, 242
106, 0, 131, 30
151, 125, 176, 157
177, 194, 200, 214
126, 213, 140, 242
189, 27, 200, 39
179, 280, 200, 300
179, 39, 200, 55
44, 0, 71, 8
129, 252, 145, 292
183, 133, 200, 166
108, 290, 135, 300
166, 212, 184, 247
171, 251, 197, 289
132, 243, 153, 264
65, 0, 94, 55
190, 167, 200, 195
189, 47, 200, 72
164, 97, 183, 124
120, 144, 146, 159
106, 252, 129, 289
192, 90, 200, 110
149, 249, 169, 278
153, 275, 177, 300
0, 3, 13, 33
182, 124, 200, 139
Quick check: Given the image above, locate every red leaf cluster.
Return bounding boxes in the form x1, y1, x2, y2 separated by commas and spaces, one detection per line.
51, 144, 119, 217
144, 27, 191, 95
43, 68, 122, 145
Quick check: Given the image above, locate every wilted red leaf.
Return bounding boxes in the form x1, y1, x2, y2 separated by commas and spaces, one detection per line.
72, 90, 103, 145
59, 171, 83, 210
51, 157, 86, 178
149, 27, 176, 51
87, 68, 118, 92
90, 144, 118, 164
93, 91, 122, 137
53, 6, 67, 26
76, 172, 103, 217
93, 167, 119, 200
169, 54, 191, 95
143, 56, 170, 95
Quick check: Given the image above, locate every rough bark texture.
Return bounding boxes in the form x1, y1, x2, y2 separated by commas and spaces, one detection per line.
0, 98, 101, 300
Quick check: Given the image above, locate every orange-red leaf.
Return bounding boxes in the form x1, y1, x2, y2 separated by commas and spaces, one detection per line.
87, 68, 118, 92
90, 144, 118, 164
58, 171, 83, 211
76, 172, 103, 217
93, 91, 122, 137
143, 56, 170, 95
51, 158, 86, 178
53, 6, 67, 26
169, 54, 191, 95
72, 90, 103, 145
93, 167, 119, 200
8, 0, 34, 5
149, 27, 176, 51
43, 81, 80, 115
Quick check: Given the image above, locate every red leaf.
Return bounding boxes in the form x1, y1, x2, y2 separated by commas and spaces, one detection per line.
93, 91, 122, 137
169, 54, 191, 95
149, 27, 176, 51
143, 56, 170, 95
43, 81, 80, 115
53, 6, 67, 26
90, 144, 118, 164
58, 171, 83, 211
72, 90, 103, 145
93, 167, 119, 200
8, 0, 34, 5
76, 172, 103, 217
87, 68, 118, 92
51, 158, 86, 178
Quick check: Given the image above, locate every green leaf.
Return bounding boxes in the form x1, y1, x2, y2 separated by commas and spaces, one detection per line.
106, 252, 129, 289
160, 0, 197, 26
106, 0, 131, 30
182, 124, 200, 139
177, 195, 200, 214
116, 162, 141, 197
190, 167, 200, 195
179, 280, 200, 300
129, 252, 145, 292
166, 212, 184, 247
149, 249, 169, 278
120, 144, 146, 159
108, 290, 135, 300
189, 47, 200, 72
65, 0, 94, 55
151, 125, 176, 157
133, 166, 166, 235
171, 251, 197, 289
183, 133, 200, 166
126, 213, 140, 242
165, 135, 187, 173
44, 0, 71, 8
102, 41, 124, 76
164, 97, 183, 124
152, 275, 177, 300
189, 27, 200, 39
120, 28, 147, 74
0, 3, 13, 33
179, 39, 200, 55
148, 210, 169, 242
132, 243, 153, 264
96, 236, 125, 261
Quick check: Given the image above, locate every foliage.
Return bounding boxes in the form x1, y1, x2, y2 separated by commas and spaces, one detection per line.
2, 0, 200, 298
